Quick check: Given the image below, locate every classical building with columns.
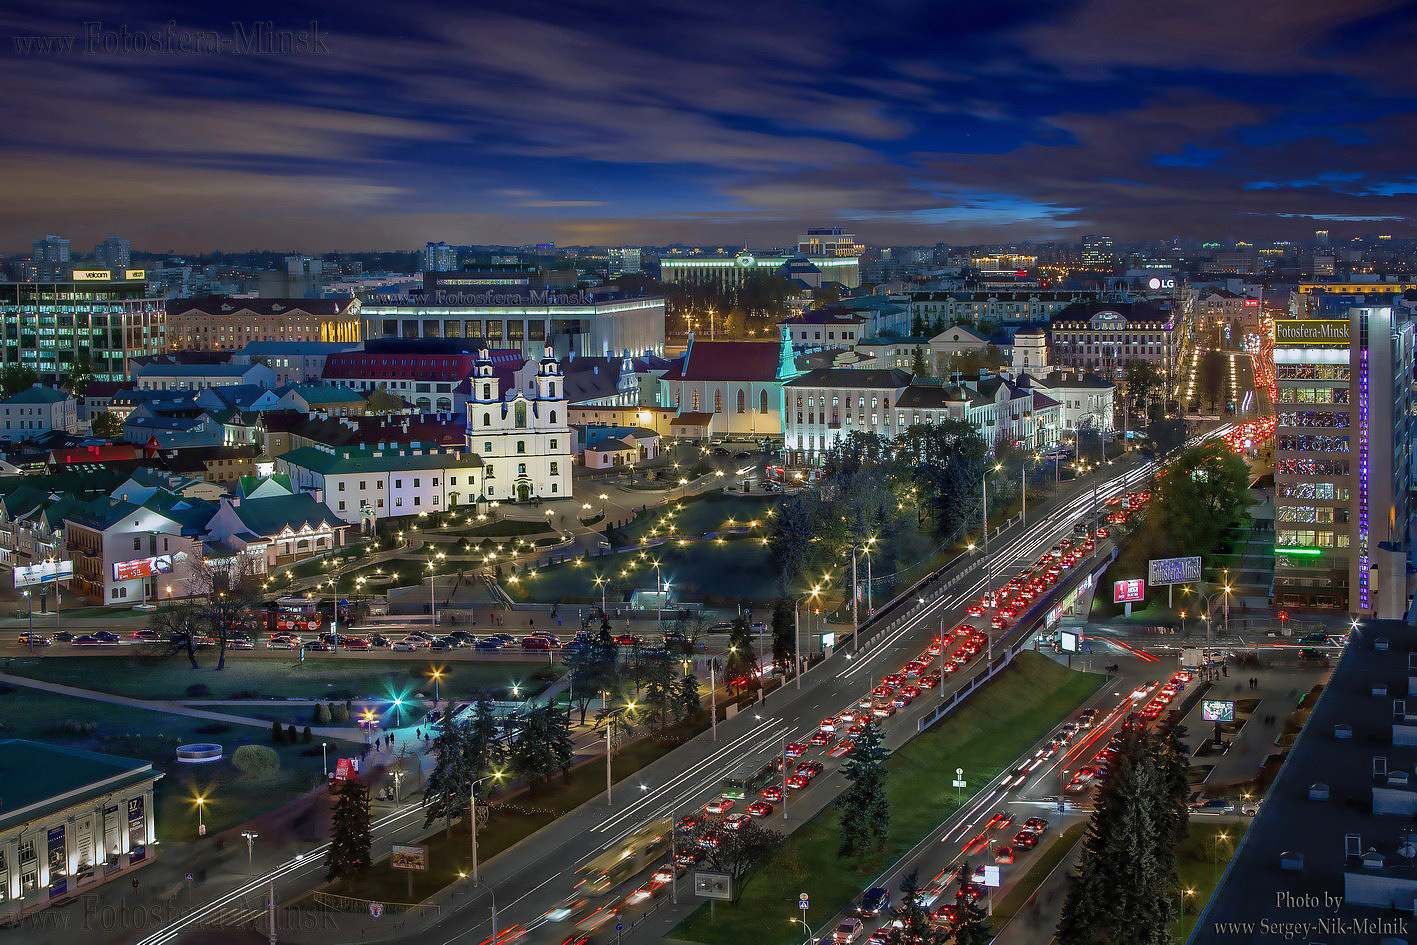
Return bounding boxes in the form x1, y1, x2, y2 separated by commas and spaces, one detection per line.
0, 740, 161, 921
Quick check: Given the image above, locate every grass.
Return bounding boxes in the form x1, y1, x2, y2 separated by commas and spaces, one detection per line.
1176, 817, 1252, 942
990, 820, 1087, 926
1, 655, 559, 702
323, 714, 710, 903
673, 652, 1104, 945
0, 683, 357, 841
605, 492, 780, 547
506, 538, 781, 606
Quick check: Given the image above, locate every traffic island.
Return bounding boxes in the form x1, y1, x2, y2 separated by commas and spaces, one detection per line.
671, 652, 1103, 945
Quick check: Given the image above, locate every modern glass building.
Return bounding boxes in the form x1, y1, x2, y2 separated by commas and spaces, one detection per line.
1273, 305, 1414, 614
0, 273, 164, 383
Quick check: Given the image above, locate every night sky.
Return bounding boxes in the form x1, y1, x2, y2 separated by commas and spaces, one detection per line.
4, 0, 1417, 251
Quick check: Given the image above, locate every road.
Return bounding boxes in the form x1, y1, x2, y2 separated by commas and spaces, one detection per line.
141, 432, 1228, 945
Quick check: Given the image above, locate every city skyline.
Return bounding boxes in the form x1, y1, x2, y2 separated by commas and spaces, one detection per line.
4, 0, 1417, 252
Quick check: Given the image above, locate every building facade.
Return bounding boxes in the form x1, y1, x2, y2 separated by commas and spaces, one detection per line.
0, 277, 164, 384
660, 252, 861, 289
1273, 307, 1414, 615
360, 289, 664, 360
165, 298, 362, 350
464, 345, 572, 502
0, 741, 161, 922
1047, 301, 1178, 386
0, 386, 79, 441
277, 447, 486, 523
657, 332, 799, 438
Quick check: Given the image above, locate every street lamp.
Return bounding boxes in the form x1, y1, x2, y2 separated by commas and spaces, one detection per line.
469, 770, 506, 885
193, 794, 207, 837
430, 667, 444, 705
981, 462, 1002, 658
794, 585, 821, 689
1213, 831, 1229, 887
241, 830, 258, 875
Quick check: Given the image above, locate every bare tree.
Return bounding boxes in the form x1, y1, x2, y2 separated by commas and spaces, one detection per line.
185, 555, 265, 671
146, 600, 207, 669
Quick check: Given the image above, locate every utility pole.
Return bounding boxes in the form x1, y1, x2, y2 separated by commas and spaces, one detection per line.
850, 546, 860, 650
709, 660, 717, 741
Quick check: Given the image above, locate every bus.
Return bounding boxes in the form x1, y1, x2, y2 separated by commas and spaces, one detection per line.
579, 818, 670, 896
722, 760, 776, 799
272, 597, 322, 634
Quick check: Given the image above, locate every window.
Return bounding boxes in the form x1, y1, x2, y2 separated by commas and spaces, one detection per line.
552, 482, 558, 493
518, 463, 527, 475
395, 479, 402, 488
413, 497, 421, 506
338, 482, 346, 491
550, 462, 559, 475
483, 412, 491, 427
760, 390, 768, 412
737, 390, 746, 413
714, 390, 723, 412
338, 501, 346, 511
548, 382, 556, 398
515, 402, 527, 428
517, 441, 526, 454
396, 498, 403, 507
413, 478, 421, 488
483, 442, 492, 452
482, 384, 491, 400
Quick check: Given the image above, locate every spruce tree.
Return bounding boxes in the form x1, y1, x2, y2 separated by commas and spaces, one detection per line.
546, 704, 575, 780
463, 695, 505, 792
953, 861, 992, 945
837, 718, 891, 859
423, 716, 471, 832
770, 598, 795, 673
641, 652, 677, 728
677, 672, 702, 718
326, 779, 372, 881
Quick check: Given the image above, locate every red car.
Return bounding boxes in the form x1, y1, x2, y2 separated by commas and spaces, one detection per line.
784, 742, 807, 758
760, 785, 783, 802
746, 801, 774, 817
809, 731, 834, 746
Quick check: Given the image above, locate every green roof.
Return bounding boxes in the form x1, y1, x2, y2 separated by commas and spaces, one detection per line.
2, 386, 71, 405
232, 492, 346, 537
279, 446, 483, 476
0, 739, 157, 832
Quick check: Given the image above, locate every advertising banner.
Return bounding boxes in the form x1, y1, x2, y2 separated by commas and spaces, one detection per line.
1274, 319, 1349, 346
14, 559, 74, 588
113, 555, 173, 582
127, 797, 146, 863
1112, 579, 1145, 604
390, 844, 428, 871
1202, 700, 1236, 722
47, 825, 66, 898
1147, 556, 1202, 587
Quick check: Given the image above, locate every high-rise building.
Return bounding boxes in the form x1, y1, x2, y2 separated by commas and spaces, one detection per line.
423, 241, 458, 272
607, 247, 642, 278
1080, 234, 1114, 268
31, 235, 71, 280
1273, 304, 1413, 615
0, 273, 164, 383
93, 237, 131, 270
797, 228, 863, 258
1315, 229, 1330, 246
258, 255, 324, 297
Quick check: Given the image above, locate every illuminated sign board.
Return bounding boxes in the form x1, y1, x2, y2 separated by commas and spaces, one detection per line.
1274, 319, 1349, 346
112, 554, 173, 582
1059, 630, 1079, 652
1113, 579, 1145, 604
1148, 556, 1202, 587
14, 560, 74, 588
71, 270, 113, 282
123, 269, 147, 280
1201, 700, 1235, 723
1147, 277, 1176, 290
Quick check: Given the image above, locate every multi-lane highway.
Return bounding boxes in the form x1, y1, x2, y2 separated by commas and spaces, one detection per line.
142, 430, 1230, 945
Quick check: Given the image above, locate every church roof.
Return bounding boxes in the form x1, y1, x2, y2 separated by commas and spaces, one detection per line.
661, 339, 790, 383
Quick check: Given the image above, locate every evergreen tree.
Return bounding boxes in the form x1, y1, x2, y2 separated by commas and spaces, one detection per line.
270, 719, 284, 743
423, 717, 471, 832
326, 779, 372, 881
770, 598, 795, 674
509, 705, 572, 784
677, 672, 703, 719
953, 861, 992, 945
724, 617, 757, 694
641, 652, 677, 728
895, 868, 944, 944
545, 704, 575, 780
836, 718, 890, 859
463, 696, 505, 794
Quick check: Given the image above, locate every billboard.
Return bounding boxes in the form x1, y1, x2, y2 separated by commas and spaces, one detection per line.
1112, 579, 1145, 604
693, 871, 733, 900
1148, 556, 1202, 587
1274, 319, 1349, 347
14, 559, 74, 588
1059, 630, 1080, 653
390, 844, 428, 871
1201, 700, 1235, 723
70, 269, 113, 282
112, 555, 173, 582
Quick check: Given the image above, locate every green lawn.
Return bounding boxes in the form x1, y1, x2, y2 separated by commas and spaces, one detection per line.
0, 683, 357, 841
1176, 818, 1251, 941
674, 652, 1104, 945
606, 492, 780, 547
2, 655, 560, 702
323, 714, 710, 903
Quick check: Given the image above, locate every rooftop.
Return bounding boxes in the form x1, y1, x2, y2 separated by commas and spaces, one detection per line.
168, 296, 357, 317
0, 740, 157, 832
0, 385, 71, 405
278, 446, 484, 476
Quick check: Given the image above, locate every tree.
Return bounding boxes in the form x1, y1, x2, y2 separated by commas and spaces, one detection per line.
91, 411, 123, 439
1123, 359, 1162, 420
1197, 349, 1227, 410
1145, 415, 1188, 457
910, 346, 932, 378
365, 387, 406, 414
641, 651, 678, 729
723, 617, 757, 694
953, 862, 992, 945
69, 351, 95, 398
770, 597, 795, 674
423, 717, 471, 833
837, 718, 890, 859
0, 365, 36, 398
695, 819, 784, 902
565, 638, 616, 725
231, 744, 280, 779
327, 779, 372, 881
462, 695, 505, 791
811, 284, 842, 306
147, 600, 206, 668
509, 705, 573, 785
677, 672, 702, 718
185, 555, 263, 671
895, 868, 946, 944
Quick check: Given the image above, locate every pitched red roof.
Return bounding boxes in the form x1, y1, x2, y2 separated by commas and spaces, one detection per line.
662, 340, 783, 382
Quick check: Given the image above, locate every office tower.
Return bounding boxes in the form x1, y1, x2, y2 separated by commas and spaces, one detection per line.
607, 247, 642, 278
1273, 305, 1413, 615
31, 235, 71, 280
0, 274, 163, 383
797, 227, 862, 257
1080, 234, 1114, 268
93, 237, 131, 270
423, 241, 458, 272
1315, 229, 1330, 246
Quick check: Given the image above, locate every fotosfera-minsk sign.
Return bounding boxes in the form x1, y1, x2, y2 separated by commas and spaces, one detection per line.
1274, 319, 1349, 346
1148, 556, 1202, 587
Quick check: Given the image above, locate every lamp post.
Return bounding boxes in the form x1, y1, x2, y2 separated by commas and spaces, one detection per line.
428, 551, 446, 627
469, 770, 505, 886
241, 830, 258, 875
1212, 831, 1229, 887
321, 741, 328, 778
794, 586, 821, 689
603, 698, 638, 806
194, 795, 206, 837
430, 668, 444, 706
594, 576, 607, 613
981, 463, 1002, 657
